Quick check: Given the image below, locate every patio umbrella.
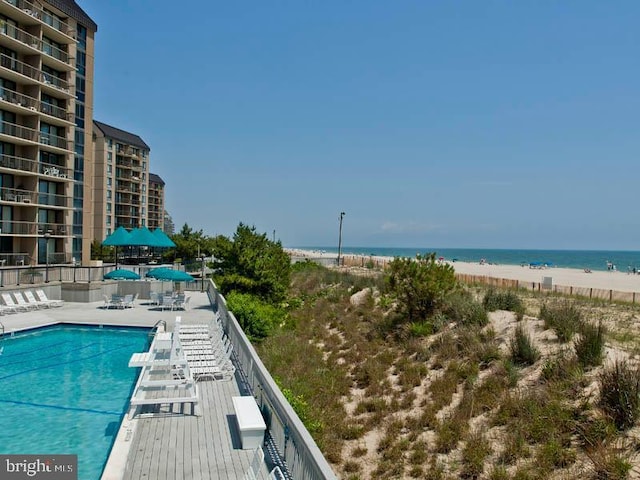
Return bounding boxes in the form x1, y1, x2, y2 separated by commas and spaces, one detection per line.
152, 228, 176, 248
146, 268, 195, 282
101, 226, 132, 268
146, 267, 195, 294
128, 227, 163, 247
102, 226, 132, 246
104, 269, 141, 280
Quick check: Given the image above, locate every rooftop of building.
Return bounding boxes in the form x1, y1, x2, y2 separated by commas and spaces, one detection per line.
149, 173, 165, 185
94, 120, 151, 151
47, 0, 98, 31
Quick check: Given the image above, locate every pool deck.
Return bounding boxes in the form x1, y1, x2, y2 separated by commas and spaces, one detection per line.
1, 292, 269, 480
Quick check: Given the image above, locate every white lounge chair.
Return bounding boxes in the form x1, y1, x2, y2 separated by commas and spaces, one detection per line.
13, 292, 37, 311
243, 447, 265, 480
269, 466, 285, 480
24, 290, 49, 308
2, 293, 28, 312
35, 289, 63, 307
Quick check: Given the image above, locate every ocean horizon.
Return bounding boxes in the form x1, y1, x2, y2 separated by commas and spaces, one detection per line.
294, 246, 640, 273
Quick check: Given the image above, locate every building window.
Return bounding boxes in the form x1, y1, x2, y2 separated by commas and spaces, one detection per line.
107, 139, 112, 149
106, 216, 111, 226
106, 189, 112, 200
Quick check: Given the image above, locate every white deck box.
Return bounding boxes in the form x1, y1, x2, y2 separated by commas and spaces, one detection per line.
232, 396, 266, 450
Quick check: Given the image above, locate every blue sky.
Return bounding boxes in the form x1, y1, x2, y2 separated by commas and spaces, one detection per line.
82, 1, 640, 250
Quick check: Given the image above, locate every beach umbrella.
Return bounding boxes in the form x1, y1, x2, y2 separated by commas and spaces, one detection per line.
101, 226, 132, 246
152, 228, 176, 248
128, 227, 163, 247
102, 226, 132, 268
104, 269, 141, 280
146, 268, 195, 282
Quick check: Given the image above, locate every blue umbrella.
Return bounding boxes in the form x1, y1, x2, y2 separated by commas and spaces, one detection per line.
152, 228, 176, 248
101, 226, 132, 246
146, 268, 195, 282
128, 227, 163, 247
104, 269, 141, 280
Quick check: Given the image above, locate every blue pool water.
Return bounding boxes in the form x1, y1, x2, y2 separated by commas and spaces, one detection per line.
0, 325, 149, 480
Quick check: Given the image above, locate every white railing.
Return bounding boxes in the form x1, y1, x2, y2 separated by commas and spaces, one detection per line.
205, 280, 337, 480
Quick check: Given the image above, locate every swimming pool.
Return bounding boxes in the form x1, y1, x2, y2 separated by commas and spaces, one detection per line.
0, 325, 149, 480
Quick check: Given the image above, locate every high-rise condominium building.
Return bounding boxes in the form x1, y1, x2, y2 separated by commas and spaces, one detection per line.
0, 0, 96, 266
147, 172, 164, 231
92, 120, 150, 241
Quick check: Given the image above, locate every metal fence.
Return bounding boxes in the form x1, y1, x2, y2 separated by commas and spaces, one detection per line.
204, 280, 337, 480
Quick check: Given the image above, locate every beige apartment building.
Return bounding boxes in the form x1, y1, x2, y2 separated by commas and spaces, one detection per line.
92, 120, 151, 242
147, 172, 164, 231
0, 0, 95, 266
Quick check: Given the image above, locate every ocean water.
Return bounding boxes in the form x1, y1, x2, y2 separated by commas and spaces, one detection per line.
298, 247, 640, 273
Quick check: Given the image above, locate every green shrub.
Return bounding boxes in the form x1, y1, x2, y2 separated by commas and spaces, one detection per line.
225, 291, 285, 340
536, 438, 576, 470
408, 321, 434, 337
444, 292, 488, 326
483, 287, 525, 318
575, 321, 606, 368
588, 447, 633, 480
599, 360, 640, 431
510, 325, 540, 366
541, 350, 583, 385
460, 429, 492, 478
276, 379, 323, 435
539, 301, 582, 342
385, 252, 459, 323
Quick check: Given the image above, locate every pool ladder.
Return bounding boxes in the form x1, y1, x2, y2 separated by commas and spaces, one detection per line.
0, 321, 4, 355
147, 319, 167, 348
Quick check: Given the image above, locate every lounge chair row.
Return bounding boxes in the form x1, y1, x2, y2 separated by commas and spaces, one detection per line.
176, 315, 236, 382
128, 324, 198, 414
0, 289, 63, 313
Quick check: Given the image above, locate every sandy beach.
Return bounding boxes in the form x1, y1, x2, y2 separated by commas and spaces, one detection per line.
286, 248, 640, 294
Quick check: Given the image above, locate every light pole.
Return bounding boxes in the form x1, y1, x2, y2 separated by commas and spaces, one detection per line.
43, 230, 51, 283
337, 211, 345, 266
200, 255, 206, 292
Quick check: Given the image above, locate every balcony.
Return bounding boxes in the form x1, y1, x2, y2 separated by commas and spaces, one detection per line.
0, 0, 75, 42
0, 53, 72, 97
0, 120, 72, 152
0, 220, 67, 236
0, 153, 72, 179
0, 20, 72, 69
0, 186, 34, 204
0, 87, 73, 124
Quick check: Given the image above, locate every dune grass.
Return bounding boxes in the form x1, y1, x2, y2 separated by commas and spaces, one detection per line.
255, 265, 640, 479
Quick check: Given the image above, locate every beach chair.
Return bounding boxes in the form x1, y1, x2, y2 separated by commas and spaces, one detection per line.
3, 293, 28, 312
34, 289, 63, 307
243, 447, 265, 480
24, 290, 49, 309
269, 466, 285, 480
13, 292, 37, 311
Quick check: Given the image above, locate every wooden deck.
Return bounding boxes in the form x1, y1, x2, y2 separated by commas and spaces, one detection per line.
123, 378, 266, 479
